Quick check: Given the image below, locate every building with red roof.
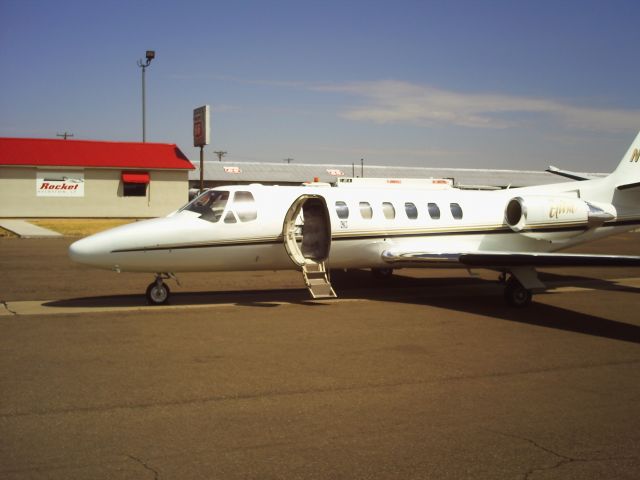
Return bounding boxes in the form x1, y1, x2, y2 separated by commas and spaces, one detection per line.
0, 138, 194, 218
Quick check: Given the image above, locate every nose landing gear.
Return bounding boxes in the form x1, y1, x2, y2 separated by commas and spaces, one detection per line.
145, 273, 178, 305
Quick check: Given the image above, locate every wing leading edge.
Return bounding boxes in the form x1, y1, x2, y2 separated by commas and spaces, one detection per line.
382, 250, 640, 268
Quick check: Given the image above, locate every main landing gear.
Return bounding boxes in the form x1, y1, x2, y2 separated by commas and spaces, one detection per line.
145, 273, 177, 305
499, 271, 534, 308
371, 267, 394, 280
503, 277, 532, 307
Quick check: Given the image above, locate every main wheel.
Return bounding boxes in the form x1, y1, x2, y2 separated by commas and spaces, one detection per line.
146, 281, 170, 305
504, 278, 532, 308
371, 267, 394, 280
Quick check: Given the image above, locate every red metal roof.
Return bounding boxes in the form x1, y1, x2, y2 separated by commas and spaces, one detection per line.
0, 137, 194, 170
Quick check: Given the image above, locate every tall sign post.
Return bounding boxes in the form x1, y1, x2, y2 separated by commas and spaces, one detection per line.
193, 105, 211, 193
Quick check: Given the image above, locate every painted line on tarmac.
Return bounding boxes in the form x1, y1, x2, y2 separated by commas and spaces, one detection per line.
2, 277, 639, 317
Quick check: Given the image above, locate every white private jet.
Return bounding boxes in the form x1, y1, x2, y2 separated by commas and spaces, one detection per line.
69, 131, 640, 307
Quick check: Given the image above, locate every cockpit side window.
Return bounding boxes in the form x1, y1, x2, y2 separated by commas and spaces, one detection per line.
224, 211, 237, 223
182, 190, 229, 223
233, 191, 258, 222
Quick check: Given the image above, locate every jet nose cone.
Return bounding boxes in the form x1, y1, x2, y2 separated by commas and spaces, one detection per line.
68, 235, 109, 266
68, 237, 91, 263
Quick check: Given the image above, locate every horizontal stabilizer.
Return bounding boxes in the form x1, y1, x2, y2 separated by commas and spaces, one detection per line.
545, 165, 591, 181
617, 181, 640, 191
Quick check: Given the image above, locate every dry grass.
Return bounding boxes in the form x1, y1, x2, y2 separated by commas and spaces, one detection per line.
31, 219, 138, 237
0, 227, 17, 238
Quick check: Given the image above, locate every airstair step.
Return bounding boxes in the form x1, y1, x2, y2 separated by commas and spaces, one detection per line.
301, 261, 336, 299
308, 284, 337, 299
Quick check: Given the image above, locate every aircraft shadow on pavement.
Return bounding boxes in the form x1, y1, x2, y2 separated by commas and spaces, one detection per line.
44, 288, 311, 309
335, 270, 640, 345
44, 269, 640, 344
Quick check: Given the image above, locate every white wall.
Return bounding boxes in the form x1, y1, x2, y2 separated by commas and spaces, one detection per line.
0, 167, 190, 217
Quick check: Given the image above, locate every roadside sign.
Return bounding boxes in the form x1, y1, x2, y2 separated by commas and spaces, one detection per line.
193, 105, 210, 147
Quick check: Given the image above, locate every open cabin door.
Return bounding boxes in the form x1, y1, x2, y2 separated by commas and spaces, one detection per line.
283, 195, 336, 299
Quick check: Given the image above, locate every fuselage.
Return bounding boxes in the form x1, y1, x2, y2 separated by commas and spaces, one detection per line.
68, 176, 638, 274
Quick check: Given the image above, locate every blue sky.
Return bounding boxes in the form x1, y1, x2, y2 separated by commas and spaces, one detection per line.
1, 0, 640, 172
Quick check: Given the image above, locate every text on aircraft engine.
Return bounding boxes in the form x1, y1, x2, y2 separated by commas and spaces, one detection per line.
505, 195, 615, 238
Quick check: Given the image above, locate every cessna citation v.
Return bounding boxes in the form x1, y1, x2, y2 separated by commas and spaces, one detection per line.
69, 131, 640, 307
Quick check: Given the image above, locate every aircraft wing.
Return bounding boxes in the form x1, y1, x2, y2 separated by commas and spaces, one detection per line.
381, 250, 640, 268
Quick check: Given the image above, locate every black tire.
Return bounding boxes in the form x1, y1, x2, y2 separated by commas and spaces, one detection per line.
504, 278, 532, 308
371, 267, 394, 280
146, 281, 170, 305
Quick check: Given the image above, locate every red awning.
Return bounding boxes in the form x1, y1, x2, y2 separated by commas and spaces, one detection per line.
121, 172, 150, 184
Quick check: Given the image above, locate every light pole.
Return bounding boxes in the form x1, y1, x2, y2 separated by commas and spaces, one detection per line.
137, 50, 155, 142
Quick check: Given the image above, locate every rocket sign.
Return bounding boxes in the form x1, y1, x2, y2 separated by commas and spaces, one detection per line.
36, 171, 85, 197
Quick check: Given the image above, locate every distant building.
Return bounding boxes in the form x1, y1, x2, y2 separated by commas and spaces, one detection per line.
190, 160, 606, 191
0, 138, 194, 218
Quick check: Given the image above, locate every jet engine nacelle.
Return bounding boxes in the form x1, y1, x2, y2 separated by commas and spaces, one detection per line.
505, 196, 614, 238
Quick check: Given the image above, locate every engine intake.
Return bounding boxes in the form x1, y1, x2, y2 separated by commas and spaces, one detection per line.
505, 196, 614, 237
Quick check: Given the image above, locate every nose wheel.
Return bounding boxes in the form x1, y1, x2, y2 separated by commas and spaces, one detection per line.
145, 273, 176, 305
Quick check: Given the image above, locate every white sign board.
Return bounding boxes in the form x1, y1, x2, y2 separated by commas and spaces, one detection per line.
36, 171, 84, 197
193, 105, 210, 147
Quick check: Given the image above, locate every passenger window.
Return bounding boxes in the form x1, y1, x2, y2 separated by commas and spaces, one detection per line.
359, 202, 373, 219
405, 202, 418, 220
450, 203, 463, 219
224, 211, 237, 224
335, 201, 349, 219
183, 190, 229, 223
428, 202, 440, 219
233, 191, 257, 222
382, 202, 395, 219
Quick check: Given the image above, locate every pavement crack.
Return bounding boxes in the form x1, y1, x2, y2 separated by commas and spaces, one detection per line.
488, 430, 638, 479
127, 454, 159, 480
1, 300, 18, 316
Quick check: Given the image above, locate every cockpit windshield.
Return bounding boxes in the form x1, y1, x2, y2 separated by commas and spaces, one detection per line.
181, 190, 229, 222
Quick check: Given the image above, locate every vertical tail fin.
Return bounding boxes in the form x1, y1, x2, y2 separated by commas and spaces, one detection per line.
609, 130, 640, 188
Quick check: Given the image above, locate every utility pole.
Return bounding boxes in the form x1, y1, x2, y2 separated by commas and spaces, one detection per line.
284, 158, 293, 164
214, 151, 228, 162
137, 50, 155, 142
56, 132, 74, 140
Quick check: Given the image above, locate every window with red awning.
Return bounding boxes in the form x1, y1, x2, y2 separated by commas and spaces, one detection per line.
121, 172, 150, 184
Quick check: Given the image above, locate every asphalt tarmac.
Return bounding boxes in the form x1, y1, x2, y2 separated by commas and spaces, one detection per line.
1, 234, 639, 479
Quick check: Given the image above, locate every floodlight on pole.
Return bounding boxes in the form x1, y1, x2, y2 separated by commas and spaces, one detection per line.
137, 50, 155, 142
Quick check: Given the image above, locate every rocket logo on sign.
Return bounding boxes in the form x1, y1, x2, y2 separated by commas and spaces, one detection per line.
36, 172, 85, 197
